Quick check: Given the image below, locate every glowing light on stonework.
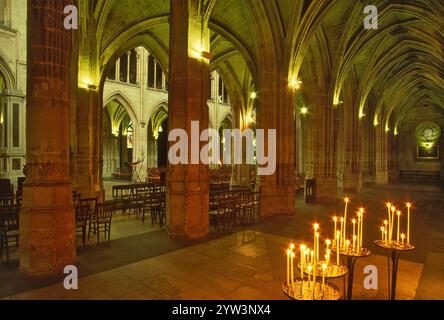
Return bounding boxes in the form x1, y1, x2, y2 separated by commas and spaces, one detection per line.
250, 92, 257, 100
300, 107, 308, 115
290, 78, 303, 90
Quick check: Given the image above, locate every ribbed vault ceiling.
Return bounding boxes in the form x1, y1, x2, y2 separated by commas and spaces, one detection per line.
88, 0, 444, 130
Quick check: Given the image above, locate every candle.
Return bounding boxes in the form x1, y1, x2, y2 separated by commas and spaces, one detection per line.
384, 230, 388, 244
316, 233, 320, 260
390, 206, 396, 241
336, 231, 340, 265
344, 197, 350, 242
401, 233, 405, 245
333, 217, 338, 246
325, 249, 331, 266
406, 203, 411, 244
345, 240, 350, 252
291, 252, 295, 284
339, 218, 345, 248
286, 249, 291, 285
300, 245, 306, 279
307, 265, 313, 288
353, 234, 357, 252
397, 211, 401, 243
357, 212, 361, 250
360, 208, 364, 249
326, 239, 331, 252
380, 226, 385, 241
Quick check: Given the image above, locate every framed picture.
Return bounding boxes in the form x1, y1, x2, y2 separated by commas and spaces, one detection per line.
417, 146, 439, 159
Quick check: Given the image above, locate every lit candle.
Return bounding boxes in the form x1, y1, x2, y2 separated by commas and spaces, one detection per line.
336, 231, 340, 265
316, 233, 320, 260
380, 226, 385, 241
340, 218, 344, 249
345, 240, 350, 252
300, 244, 306, 279
406, 203, 411, 244
360, 208, 364, 249
357, 212, 361, 250
310, 250, 314, 265
322, 263, 327, 296
397, 211, 401, 243
307, 265, 313, 288
390, 206, 396, 241
352, 219, 356, 242
353, 234, 357, 252
325, 239, 331, 252
344, 197, 350, 242
401, 233, 405, 245
286, 249, 291, 285
384, 230, 388, 244
325, 249, 331, 266
333, 217, 338, 246
291, 251, 295, 284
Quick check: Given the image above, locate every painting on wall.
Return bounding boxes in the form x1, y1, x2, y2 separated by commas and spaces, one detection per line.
417, 146, 439, 159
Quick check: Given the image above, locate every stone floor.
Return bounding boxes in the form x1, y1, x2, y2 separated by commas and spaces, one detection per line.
1, 181, 443, 300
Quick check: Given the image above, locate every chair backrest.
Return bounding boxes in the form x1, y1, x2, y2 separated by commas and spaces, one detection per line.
0, 195, 14, 209
79, 197, 98, 215
75, 204, 90, 222
97, 202, 115, 220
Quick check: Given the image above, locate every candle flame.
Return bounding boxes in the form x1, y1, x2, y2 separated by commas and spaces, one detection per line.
290, 243, 295, 250
384, 220, 388, 225
286, 249, 291, 255
322, 264, 327, 270
380, 226, 385, 232
386, 203, 391, 208
360, 207, 364, 213
352, 219, 356, 224
391, 207, 396, 213
300, 244, 306, 251
406, 202, 412, 208
333, 216, 338, 222
325, 239, 331, 245
344, 197, 350, 203
313, 223, 319, 231
340, 217, 344, 222
397, 211, 401, 216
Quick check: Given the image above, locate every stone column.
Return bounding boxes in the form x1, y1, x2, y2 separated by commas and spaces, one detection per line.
375, 123, 389, 184
340, 100, 362, 193
167, 0, 210, 240
258, 70, 295, 216
305, 91, 337, 203
76, 87, 103, 199
20, 0, 76, 276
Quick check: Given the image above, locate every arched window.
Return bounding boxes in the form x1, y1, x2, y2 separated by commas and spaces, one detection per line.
0, 0, 10, 27
218, 77, 229, 104
119, 53, 128, 82
0, 72, 5, 91
147, 53, 167, 90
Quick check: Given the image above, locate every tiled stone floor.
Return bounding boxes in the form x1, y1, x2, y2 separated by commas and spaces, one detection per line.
1, 231, 423, 300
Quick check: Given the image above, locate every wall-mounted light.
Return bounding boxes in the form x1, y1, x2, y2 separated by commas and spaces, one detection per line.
300, 107, 309, 115
158, 126, 163, 133
250, 92, 257, 100
289, 78, 303, 90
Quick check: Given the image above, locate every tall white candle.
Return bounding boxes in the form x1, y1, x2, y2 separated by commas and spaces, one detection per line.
333, 217, 338, 246
397, 211, 401, 243
340, 218, 344, 249
291, 252, 295, 284
300, 245, 306, 279
286, 249, 291, 285
390, 206, 396, 241
344, 197, 350, 242
360, 208, 364, 249
406, 203, 411, 244
336, 231, 340, 265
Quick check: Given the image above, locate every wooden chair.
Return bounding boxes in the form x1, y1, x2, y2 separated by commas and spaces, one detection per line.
75, 204, 90, 247
0, 206, 19, 261
88, 201, 115, 243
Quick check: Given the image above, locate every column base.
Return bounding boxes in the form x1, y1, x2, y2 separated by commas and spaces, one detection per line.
19, 183, 76, 277
375, 172, 389, 184
342, 174, 362, 193
260, 184, 295, 217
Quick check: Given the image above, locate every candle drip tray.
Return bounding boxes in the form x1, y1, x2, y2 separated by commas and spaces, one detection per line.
332, 247, 372, 258
283, 280, 342, 301
374, 240, 415, 251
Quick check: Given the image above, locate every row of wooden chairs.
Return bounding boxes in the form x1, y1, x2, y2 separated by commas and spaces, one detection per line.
209, 190, 259, 233
0, 197, 20, 261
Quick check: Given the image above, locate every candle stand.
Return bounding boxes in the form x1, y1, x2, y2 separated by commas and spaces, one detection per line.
331, 247, 371, 300
282, 279, 342, 301
374, 240, 415, 300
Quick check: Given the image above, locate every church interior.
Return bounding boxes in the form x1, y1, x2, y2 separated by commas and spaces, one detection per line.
0, 0, 444, 301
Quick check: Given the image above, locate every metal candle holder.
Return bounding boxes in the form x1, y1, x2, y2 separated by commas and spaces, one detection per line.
331, 247, 372, 300
374, 240, 415, 300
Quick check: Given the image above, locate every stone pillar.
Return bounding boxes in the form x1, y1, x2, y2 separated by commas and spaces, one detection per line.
340, 100, 362, 193
230, 97, 251, 187
20, 0, 76, 276
167, 0, 210, 240
258, 70, 295, 216
375, 124, 389, 184
306, 91, 337, 203
76, 87, 103, 199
